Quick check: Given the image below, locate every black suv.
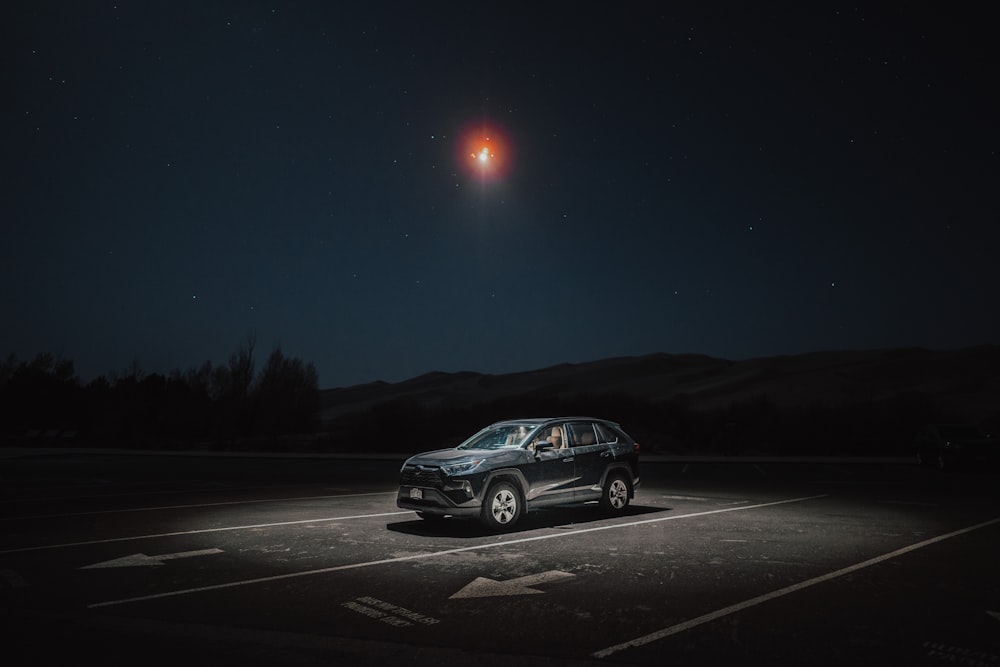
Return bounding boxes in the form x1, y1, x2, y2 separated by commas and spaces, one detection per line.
397, 417, 640, 531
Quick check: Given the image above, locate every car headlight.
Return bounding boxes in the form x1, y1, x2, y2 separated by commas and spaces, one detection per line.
440, 459, 482, 477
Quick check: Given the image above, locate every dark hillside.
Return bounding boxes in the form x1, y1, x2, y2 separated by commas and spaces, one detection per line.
5, 346, 997, 457
319, 346, 1000, 456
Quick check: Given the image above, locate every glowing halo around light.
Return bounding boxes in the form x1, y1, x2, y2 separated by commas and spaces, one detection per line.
456, 122, 513, 181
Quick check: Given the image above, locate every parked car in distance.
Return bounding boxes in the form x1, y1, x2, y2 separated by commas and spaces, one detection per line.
397, 417, 640, 531
915, 423, 997, 471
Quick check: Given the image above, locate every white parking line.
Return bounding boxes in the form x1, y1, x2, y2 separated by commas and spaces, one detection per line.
88, 494, 827, 608
592, 515, 1000, 659
0, 491, 396, 522
0, 510, 412, 555
0, 482, 285, 504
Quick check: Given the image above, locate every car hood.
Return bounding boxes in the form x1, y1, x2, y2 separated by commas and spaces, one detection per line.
949, 437, 995, 447
404, 448, 516, 467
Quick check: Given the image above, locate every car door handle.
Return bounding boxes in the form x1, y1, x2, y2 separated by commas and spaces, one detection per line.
563, 457, 575, 462
600, 450, 612, 457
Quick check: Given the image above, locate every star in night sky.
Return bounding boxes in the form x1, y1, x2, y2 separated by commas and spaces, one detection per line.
1, 2, 997, 388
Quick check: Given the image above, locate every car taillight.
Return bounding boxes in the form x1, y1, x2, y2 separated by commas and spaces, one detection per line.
634, 442, 641, 452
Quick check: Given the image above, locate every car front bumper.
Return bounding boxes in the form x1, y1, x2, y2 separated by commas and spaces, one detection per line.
396, 485, 482, 517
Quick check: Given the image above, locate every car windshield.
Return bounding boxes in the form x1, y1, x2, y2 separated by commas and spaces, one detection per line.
457, 424, 534, 450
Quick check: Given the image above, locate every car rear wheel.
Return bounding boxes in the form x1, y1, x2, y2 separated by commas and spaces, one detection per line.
600, 473, 631, 514
480, 481, 521, 531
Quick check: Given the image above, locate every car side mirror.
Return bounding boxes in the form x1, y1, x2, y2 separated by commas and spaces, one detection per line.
533, 441, 553, 459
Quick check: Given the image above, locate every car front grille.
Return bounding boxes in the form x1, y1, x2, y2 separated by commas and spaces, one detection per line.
401, 465, 443, 488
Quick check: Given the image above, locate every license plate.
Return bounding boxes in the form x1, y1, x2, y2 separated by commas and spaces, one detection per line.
409, 488, 423, 500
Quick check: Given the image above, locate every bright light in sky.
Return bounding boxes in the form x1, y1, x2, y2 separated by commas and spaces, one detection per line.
457, 122, 512, 180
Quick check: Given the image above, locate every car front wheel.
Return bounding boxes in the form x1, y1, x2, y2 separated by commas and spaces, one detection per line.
600, 473, 631, 514
480, 480, 522, 531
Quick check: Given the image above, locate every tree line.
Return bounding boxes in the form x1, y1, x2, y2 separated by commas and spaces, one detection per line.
0, 335, 319, 447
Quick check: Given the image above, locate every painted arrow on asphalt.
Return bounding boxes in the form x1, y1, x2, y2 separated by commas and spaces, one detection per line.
450, 570, 575, 599
80, 548, 223, 569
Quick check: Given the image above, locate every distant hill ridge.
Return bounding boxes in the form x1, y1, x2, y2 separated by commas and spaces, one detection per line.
319, 346, 1000, 424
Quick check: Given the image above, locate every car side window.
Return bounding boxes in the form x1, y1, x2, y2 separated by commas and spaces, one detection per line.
532, 425, 567, 450
566, 422, 598, 447
594, 423, 619, 445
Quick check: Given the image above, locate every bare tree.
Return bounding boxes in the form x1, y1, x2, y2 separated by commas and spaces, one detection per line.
253, 346, 320, 435
228, 331, 256, 404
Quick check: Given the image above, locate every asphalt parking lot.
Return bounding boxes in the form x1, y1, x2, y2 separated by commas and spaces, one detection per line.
1, 450, 998, 666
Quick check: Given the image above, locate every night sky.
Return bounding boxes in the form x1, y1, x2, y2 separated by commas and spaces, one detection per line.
3, 3, 997, 389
